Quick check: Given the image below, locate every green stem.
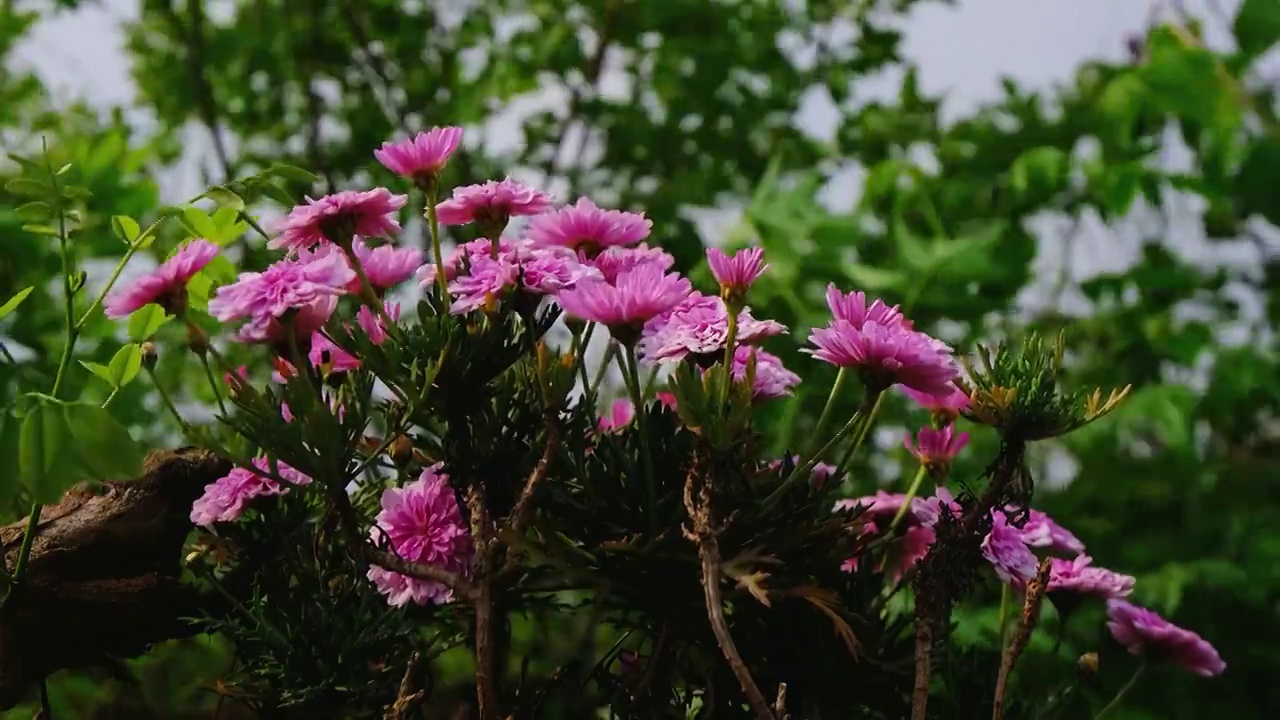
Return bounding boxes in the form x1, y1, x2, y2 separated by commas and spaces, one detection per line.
199, 353, 229, 416
101, 386, 121, 409
996, 582, 1011, 652
834, 390, 886, 480
572, 323, 596, 395
809, 367, 848, 455
623, 346, 656, 533
425, 184, 450, 302
765, 387, 883, 508
591, 340, 618, 397
76, 219, 163, 329
642, 364, 660, 399
146, 365, 190, 432
10, 505, 42, 585
1094, 662, 1146, 719
889, 464, 928, 531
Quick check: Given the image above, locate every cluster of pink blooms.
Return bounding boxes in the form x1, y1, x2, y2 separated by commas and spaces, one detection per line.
190, 457, 312, 527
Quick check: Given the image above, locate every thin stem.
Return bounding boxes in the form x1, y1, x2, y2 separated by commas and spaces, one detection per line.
997, 583, 1011, 652
834, 390, 887, 480
590, 339, 618, 397
1094, 661, 1146, 719
39, 676, 52, 719
766, 387, 883, 507
199, 353, 228, 416
808, 367, 848, 456
720, 306, 739, 405
101, 386, 121, 409
146, 365, 190, 432
76, 220, 162, 329
571, 323, 595, 394
890, 465, 928, 531
623, 345, 656, 532
10, 505, 42, 583
698, 534, 775, 720
425, 183, 450, 302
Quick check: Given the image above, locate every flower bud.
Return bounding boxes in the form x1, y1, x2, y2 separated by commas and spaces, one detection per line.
71, 270, 88, 294
140, 341, 158, 370
186, 322, 209, 357
389, 434, 414, 467
1077, 652, 1099, 681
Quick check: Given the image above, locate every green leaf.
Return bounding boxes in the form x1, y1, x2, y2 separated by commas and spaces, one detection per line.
62, 403, 145, 482
258, 182, 297, 208
204, 185, 246, 210
181, 207, 220, 240
1009, 146, 1068, 197
1235, 135, 1280, 226
106, 343, 143, 388
21, 224, 59, 237
78, 361, 115, 385
1235, 0, 1280, 61
111, 215, 141, 244
1098, 72, 1146, 143
5, 178, 48, 197
0, 286, 34, 320
266, 163, 321, 185
843, 264, 907, 293
0, 412, 21, 509
14, 201, 50, 222
127, 304, 171, 341
18, 399, 77, 504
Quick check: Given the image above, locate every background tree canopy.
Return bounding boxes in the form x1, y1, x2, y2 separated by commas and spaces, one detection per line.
1, 0, 1277, 717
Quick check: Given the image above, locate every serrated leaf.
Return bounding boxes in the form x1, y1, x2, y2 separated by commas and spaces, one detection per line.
106, 343, 143, 388
267, 163, 321, 185
0, 286, 34, 320
127, 304, 171, 341
6, 178, 48, 197
111, 215, 141, 244
15, 201, 50, 222
78, 361, 115, 385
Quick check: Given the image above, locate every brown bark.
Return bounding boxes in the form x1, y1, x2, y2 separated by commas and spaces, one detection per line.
0, 448, 231, 709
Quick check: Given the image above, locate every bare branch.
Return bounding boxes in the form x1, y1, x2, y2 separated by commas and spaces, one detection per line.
992, 559, 1053, 720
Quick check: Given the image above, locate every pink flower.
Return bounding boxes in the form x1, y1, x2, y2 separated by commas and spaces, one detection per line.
982, 512, 1039, 584
308, 331, 360, 372
769, 456, 838, 485
190, 457, 311, 527
209, 251, 354, 343
367, 466, 473, 607
841, 525, 936, 583
223, 365, 249, 388
590, 243, 675, 284
597, 398, 635, 432
350, 239, 423, 290
1047, 555, 1135, 599
527, 197, 651, 252
807, 319, 957, 396
449, 255, 520, 314
447, 242, 600, 314
835, 490, 931, 526
900, 384, 970, 417
1106, 600, 1225, 676
270, 189, 407, 252
357, 302, 401, 346
104, 239, 218, 318
435, 178, 552, 228
655, 391, 678, 411
730, 346, 799, 400
556, 264, 692, 343
707, 247, 767, 294
904, 425, 969, 468
374, 126, 463, 180
825, 285, 907, 329
1019, 509, 1086, 556
638, 292, 786, 364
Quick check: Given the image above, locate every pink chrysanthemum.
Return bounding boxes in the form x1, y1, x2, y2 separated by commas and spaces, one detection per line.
447, 242, 600, 314
449, 255, 520, 314
590, 243, 675, 284
707, 247, 767, 295
825, 285, 908, 329
638, 292, 786, 364
527, 196, 651, 252
807, 319, 957, 396
597, 398, 635, 432
357, 302, 401, 346
1047, 555, 1135, 599
270, 189, 407, 252
904, 425, 969, 468
104, 239, 219, 318
190, 457, 311, 527
982, 512, 1039, 584
435, 178, 552, 228
1106, 600, 1226, 676
350, 239, 423, 290
556, 264, 692, 343
209, 251, 354, 343
1019, 508, 1086, 556
730, 346, 799, 400
900, 384, 971, 418
374, 126, 463, 180
367, 466, 473, 607
308, 331, 361, 373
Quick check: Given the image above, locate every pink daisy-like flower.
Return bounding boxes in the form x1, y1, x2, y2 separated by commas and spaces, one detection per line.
707, 247, 767, 295
209, 251, 354, 343
357, 302, 401, 346
730, 346, 799, 400
374, 126, 463, 180
527, 197, 651, 253
825, 285, 908, 330
435, 178, 552, 229
1106, 600, 1226, 676
590, 243, 675, 284
597, 398, 635, 432
982, 512, 1039, 584
900, 384, 971, 419
449, 255, 520, 314
190, 457, 311, 527
904, 424, 969, 472
350, 239, 423, 290
367, 466, 473, 607
447, 242, 600, 314
104, 239, 218, 318
1046, 555, 1135, 599
1019, 508, 1086, 556
556, 264, 692, 344
807, 319, 957, 396
655, 391, 678, 412
638, 292, 786, 365
308, 331, 360, 373
270, 189, 407, 252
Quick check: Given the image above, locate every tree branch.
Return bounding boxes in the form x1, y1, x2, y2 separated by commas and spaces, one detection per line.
992, 558, 1052, 720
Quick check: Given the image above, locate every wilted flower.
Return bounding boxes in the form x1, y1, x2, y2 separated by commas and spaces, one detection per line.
104, 239, 219, 318
707, 247, 767, 298
190, 457, 311, 527
270, 189, 407, 251
904, 424, 969, 477
1106, 600, 1225, 676
982, 512, 1039, 584
590, 243, 675, 284
1019, 508, 1086, 556
556, 264, 692, 345
435, 178, 552, 231
527, 197, 651, 253
639, 292, 786, 365
349, 239, 423, 290
1046, 555, 1135, 599
209, 252, 354, 343
367, 466, 473, 607
730, 346, 799, 400
597, 398, 635, 432
807, 318, 957, 395
374, 126, 463, 182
